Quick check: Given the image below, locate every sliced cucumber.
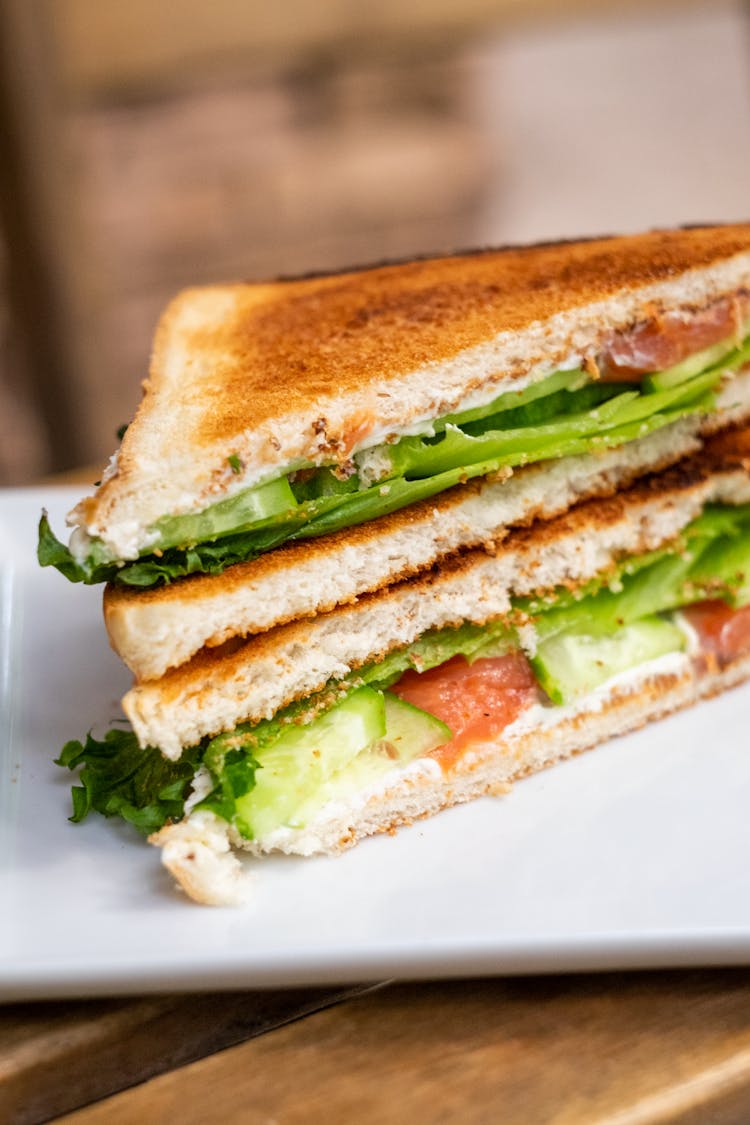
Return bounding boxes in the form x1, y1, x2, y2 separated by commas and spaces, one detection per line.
645, 338, 739, 393
436, 367, 588, 431
532, 616, 686, 706
289, 691, 452, 826
234, 686, 385, 838
152, 473, 298, 551
645, 322, 750, 393
383, 693, 452, 757
380, 365, 721, 482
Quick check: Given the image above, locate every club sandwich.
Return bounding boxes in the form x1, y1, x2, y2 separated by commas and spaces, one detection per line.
57, 431, 750, 903
45, 224, 750, 905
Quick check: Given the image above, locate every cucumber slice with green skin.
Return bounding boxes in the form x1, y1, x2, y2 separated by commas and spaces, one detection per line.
382, 692, 452, 757
531, 616, 687, 706
233, 686, 386, 839
644, 321, 750, 393
436, 367, 588, 431
290, 693, 453, 829
460, 383, 622, 438
234, 689, 450, 838
150, 474, 299, 552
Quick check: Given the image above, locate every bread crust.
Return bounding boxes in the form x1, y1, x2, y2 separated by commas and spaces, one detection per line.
73, 224, 750, 556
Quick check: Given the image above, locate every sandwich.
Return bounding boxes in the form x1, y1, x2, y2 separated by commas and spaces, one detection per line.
57, 430, 750, 904
44, 224, 750, 905
40, 224, 750, 683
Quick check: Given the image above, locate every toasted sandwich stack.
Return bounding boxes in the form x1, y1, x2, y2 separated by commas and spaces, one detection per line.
43, 224, 750, 904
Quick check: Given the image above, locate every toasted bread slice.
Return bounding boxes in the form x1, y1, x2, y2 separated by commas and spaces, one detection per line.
72, 224, 750, 560
105, 375, 750, 681
122, 430, 750, 758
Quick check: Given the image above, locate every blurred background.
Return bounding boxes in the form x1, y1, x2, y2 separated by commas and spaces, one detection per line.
1, 0, 749, 483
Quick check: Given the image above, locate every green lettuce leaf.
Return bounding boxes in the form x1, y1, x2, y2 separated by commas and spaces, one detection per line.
39, 356, 726, 588
56, 729, 203, 834
195, 746, 259, 829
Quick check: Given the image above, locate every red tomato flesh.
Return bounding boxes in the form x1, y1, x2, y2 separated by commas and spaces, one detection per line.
682, 600, 750, 663
390, 651, 539, 770
600, 295, 749, 381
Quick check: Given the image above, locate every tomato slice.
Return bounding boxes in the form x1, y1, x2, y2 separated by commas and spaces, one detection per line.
599, 296, 748, 381
682, 600, 750, 664
390, 651, 539, 770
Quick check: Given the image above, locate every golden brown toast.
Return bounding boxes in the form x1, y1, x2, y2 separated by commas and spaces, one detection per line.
72, 224, 750, 560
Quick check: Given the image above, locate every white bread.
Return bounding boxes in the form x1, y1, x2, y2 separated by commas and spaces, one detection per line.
150, 648, 750, 904
151, 810, 252, 907
123, 443, 750, 758
71, 225, 750, 560
105, 370, 750, 682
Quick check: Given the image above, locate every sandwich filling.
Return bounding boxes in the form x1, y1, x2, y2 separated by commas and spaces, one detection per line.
40, 305, 750, 587
57, 499, 750, 845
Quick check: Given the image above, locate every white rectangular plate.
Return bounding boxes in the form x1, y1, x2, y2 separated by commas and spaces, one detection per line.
3, 488, 750, 1001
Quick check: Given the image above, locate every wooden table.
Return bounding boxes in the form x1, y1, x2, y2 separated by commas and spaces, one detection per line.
8, 972, 750, 1123
6, 475, 750, 1123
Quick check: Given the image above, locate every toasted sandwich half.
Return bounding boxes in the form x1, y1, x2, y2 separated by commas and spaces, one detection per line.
58, 430, 750, 905
40, 225, 750, 681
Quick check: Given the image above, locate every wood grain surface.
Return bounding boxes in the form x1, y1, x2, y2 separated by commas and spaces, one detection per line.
0, 985, 378, 1124
33, 971, 750, 1125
